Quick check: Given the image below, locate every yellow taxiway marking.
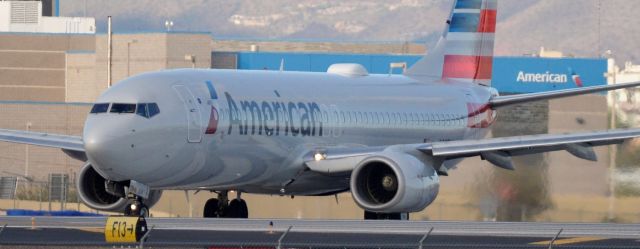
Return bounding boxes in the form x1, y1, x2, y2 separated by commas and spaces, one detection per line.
530, 237, 606, 245
74, 227, 104, 233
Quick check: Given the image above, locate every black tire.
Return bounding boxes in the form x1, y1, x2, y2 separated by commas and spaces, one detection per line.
238, 199, 248, 218
364, 211, 377, 220
227, 199, 242, 218
203, 198, 219, 218
385, 212, 401, 220
364, 211, 405, 220
138, 205, 150, 218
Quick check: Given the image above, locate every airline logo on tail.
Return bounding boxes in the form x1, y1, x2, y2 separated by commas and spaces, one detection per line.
442, 0, 497, 84
404, 0, 497, 85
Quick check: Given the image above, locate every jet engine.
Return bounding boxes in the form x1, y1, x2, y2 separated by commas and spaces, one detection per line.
350, 152, 439, 213
77, 163, 162, 212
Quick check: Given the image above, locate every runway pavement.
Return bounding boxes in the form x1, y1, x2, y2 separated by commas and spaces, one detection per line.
0, 216, 639, 248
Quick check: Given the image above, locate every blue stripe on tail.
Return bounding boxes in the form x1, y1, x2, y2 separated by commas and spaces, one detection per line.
449, 13, 480, 32
455, 0, 482, 9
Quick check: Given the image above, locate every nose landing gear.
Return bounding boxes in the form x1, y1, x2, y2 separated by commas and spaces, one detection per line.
124, 197, 149, 217
203, 190, 248, 218
121, 180, 151, 218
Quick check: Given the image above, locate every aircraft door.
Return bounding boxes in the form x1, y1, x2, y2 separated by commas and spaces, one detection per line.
173, 85, 203, 143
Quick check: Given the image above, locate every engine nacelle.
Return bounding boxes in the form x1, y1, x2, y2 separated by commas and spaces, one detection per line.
350, 152, 439, 213
77, 163, 162, 212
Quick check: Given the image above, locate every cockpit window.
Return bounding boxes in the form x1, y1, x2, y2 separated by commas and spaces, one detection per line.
110, 103, 136, 114
136, 103, 160, 118
90, 103, 110, 114
148, 103, 160, 117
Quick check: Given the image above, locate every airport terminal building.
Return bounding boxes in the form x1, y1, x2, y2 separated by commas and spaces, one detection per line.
0, 0, 638, 222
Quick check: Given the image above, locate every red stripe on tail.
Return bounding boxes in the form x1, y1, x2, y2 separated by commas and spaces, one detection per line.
477, 9, 497, 33
442, 55, 493, 80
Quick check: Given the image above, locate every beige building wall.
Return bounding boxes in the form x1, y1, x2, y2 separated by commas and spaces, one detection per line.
212, 40, 426, 54
65, 52, 99, 103
66, 32, 214, 102
0, 33, 94, 102
166, 33, 212, 69
94, 33, 168, 89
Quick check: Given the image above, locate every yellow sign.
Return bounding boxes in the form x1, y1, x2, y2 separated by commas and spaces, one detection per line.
104, 216, 147, 243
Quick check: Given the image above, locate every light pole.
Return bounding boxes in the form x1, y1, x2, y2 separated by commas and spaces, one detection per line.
604, 51, 617, 221
126, 39, 138, 77
24, 122, 31, 179
165, 20, 174, 32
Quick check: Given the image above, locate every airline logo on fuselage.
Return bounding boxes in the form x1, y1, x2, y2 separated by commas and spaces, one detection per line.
516, 71, 568, 83
225, 92, 324, 137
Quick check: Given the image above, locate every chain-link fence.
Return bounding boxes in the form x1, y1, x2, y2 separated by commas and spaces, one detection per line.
0, 173, 87, 212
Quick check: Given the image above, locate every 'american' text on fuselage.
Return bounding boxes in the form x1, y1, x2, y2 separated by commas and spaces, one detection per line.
225, 92, 324, 137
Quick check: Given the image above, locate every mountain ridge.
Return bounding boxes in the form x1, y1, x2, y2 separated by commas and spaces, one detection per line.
61, 0, 640, 63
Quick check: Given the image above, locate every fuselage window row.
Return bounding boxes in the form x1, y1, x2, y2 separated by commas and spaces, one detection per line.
221, 103, 467, 133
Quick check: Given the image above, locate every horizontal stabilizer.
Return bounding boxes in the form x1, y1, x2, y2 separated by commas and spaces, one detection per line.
489, 81, 640, 108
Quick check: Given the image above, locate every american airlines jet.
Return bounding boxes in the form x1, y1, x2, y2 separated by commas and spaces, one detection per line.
2, 0, 640, 219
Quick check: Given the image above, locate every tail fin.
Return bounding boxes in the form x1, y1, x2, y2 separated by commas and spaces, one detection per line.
406, 0, 497, 86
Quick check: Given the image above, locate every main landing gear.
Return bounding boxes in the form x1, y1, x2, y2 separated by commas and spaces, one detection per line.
364, 211, 409, 220
203, 190, 248, 218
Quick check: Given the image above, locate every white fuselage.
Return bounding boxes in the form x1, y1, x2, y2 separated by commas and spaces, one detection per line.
83, 69, 496, 195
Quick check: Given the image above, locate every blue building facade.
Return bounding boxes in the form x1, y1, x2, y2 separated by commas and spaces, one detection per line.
491, 57, 607, 93
221, 52, 607, 94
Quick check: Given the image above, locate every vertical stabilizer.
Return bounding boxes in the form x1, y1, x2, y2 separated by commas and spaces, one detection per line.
406, 0, 497, 86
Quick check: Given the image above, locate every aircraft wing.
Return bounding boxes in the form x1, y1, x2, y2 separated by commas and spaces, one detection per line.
0, 128, 84, 152
306, 129, 640, 174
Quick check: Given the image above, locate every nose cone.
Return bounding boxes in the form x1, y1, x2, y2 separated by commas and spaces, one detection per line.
83, 117, 137, 181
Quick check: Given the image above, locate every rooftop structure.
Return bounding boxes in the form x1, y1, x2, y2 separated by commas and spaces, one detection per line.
0, 0, 95, 34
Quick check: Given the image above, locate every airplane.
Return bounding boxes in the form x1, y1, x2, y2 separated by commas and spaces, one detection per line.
2, 0, 640, 220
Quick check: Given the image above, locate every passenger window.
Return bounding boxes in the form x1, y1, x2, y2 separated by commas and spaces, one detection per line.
110, 103, 136, 114
90, 103, 109, 114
